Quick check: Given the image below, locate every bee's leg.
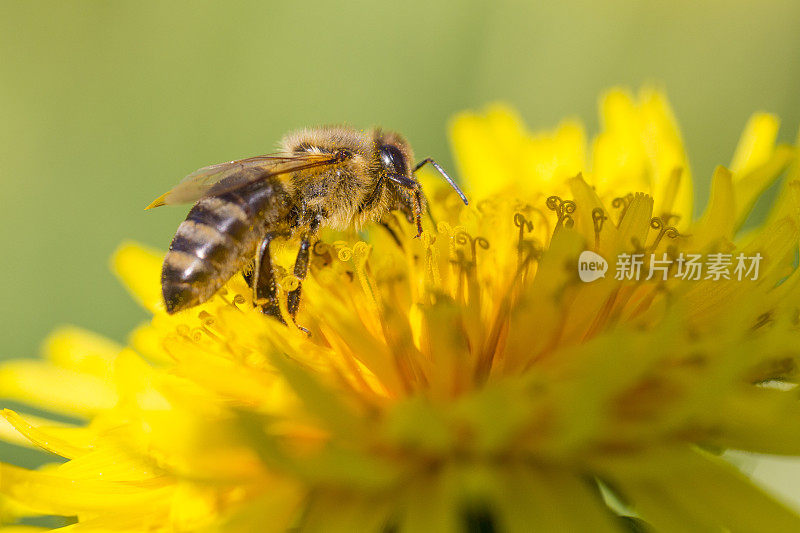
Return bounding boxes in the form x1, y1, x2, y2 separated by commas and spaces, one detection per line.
252, 232, 285, 323
388, 173, 424, 237
287, 215, 322, 332
412, 189, 424, 236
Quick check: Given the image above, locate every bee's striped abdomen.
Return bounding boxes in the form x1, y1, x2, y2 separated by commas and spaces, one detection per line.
161, 178, 288, 314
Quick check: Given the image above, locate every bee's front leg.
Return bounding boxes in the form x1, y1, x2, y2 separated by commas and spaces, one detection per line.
387, 173, 424, 237
287, 213, 323, 334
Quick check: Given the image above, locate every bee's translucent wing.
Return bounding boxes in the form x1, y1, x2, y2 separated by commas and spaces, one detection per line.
145, 153, 339, 209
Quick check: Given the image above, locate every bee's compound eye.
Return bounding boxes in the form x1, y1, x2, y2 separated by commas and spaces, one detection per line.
379, 144, 407, 174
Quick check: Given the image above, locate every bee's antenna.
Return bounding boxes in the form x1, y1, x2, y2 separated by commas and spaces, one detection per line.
414, 158, 469, 205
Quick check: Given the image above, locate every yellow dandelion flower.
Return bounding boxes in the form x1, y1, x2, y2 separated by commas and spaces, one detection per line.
3, 88, 800, 532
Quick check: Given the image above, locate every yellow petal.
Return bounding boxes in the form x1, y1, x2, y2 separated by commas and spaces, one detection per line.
1, 410, 84, 459
449, 104, 586, 201
0, 360, 117, 418
0, 463, 172, 517
299, 490, 393, 533
449, 104, 527, 199
730, 113, 780, 176
111, 242, 164, 313
43, 327, 122, 377
213, 484, 304, 533
399, 465, 460, 533
127, 323, 173, 364
690, 166, 735, 250
492, 466, 620, 533
593, 88, 692, 227
0, 411, 74, 451
734, 146, 793, 230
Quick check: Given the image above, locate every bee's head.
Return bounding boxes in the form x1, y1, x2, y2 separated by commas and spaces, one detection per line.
373, 131, 426, 224
371, 129, 467, 235
376, 132, 414, 180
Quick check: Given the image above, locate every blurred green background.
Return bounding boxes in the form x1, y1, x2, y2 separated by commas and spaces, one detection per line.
2, 0, 799, 358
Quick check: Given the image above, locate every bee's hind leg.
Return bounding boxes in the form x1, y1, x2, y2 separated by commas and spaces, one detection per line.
249, 232, 286, 323
287, 214, 322, 335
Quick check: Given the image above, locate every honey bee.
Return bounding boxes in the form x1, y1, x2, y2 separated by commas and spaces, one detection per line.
147, 126, 468, 321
